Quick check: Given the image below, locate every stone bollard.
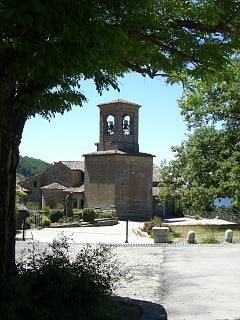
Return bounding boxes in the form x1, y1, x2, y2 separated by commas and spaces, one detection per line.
152, 227, 169, 243
224, 229, 233, 243
187, 231, 195, 244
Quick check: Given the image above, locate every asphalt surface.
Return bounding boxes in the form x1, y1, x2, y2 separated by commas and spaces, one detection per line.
15, 224, 240, 320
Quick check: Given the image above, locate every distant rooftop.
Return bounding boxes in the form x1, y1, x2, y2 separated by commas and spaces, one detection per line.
62, 185, 85, 193
98, 99, 141, 107
60, 161, 84, 171
41, 183, 66, 190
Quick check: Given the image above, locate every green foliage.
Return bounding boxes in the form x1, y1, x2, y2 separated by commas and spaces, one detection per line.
0, 236, 129, 320
42, 206, 50, 217
1, 0, 240, 121
95, 211, 116, 219
200, 235, 221, 244
25, 201, 39, 210
159, 125, 239, 214
49, 209, 64, 223
83, 209, 96, 222
1, 0, 240, 277
17, 156, 50, 178
143, 216, 161, 235
42, 215, 51, 227
178, 59, 240, 208
72, 209, 83, 220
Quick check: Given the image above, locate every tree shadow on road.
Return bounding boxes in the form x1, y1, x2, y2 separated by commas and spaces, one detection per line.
113, 296, 168, 319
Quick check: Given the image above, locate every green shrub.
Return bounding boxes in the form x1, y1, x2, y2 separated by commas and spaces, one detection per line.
57, 218, 64, 224
42, 205, 50, 217
49, 209, 64, 223
73, 209, 83, 220
25, 201, 39, 210
42, 215, 51, 227
83, 208, 96, 222
0, 236, 129, 320
142, 216, 161, 235
95, 211, 116, 219
200, 235, 220, 244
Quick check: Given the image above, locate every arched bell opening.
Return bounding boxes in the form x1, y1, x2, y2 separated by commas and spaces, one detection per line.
106, 115, 115, 135
123, 115, 131, 135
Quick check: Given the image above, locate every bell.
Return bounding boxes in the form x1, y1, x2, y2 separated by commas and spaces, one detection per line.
123, 120, 129, 130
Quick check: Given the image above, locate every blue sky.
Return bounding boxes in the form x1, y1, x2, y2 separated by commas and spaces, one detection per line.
19, 72, 187, 166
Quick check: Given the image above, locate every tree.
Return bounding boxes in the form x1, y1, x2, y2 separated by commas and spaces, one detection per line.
159, 127, 235, 213
159, 58, 240, 213
1, 0, 240, 276
179, 58, 240, 207
17, 156, 50, 178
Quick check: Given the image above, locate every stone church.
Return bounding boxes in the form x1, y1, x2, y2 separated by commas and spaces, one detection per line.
20, 100, 161, 220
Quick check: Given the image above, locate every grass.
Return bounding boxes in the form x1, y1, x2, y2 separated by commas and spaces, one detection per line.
169, 225, 240, 243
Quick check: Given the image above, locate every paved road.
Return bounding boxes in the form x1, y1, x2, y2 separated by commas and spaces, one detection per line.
16, 225, 240, 320
161, 246, 240, 320
16, 221, 153, 244
115, 245, 240, 320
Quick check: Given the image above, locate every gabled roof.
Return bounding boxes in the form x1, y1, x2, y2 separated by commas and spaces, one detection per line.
98, 99, 141, 107
60, 161, 84, 171
41, 183, 66, 190
62, 185, 85, 193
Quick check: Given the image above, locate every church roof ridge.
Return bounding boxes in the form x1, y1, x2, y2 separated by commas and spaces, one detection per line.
97, 99, 141, 107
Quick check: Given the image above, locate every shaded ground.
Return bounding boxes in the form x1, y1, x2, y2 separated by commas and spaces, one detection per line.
114, 245, 240, 320
16, 222, 240, 320
161, 246, 240, 320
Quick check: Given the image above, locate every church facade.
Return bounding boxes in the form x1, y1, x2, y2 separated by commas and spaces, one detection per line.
84, 99, 154, 220
20, 100, 160, 220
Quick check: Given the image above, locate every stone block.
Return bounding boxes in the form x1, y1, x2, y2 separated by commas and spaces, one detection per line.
152, 227, 169, 243
187, 230, 195, 244
224, 229, 233, 243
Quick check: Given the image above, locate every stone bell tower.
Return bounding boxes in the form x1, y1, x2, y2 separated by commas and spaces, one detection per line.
84, 99, 153, 220
96, 100, 140, 153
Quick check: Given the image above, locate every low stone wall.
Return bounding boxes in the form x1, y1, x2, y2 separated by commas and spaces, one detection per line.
49, 218, 118, 228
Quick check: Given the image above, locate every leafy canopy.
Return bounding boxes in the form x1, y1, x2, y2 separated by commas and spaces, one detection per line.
159, 58, 240, 212
1, 0, 240, 119
17, 156, 50, 178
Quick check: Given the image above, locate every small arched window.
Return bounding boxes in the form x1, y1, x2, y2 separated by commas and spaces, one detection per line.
33, 180, 37, 187
123, 115, 131, 135
106, 115, 115, 135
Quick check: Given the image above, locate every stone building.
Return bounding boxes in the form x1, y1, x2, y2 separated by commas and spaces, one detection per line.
20, 161, 85, 209
20, 100, 161, 219
84, 99, 154, 220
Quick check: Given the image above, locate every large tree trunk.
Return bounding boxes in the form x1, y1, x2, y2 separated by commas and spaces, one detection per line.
0, 108, 26, 277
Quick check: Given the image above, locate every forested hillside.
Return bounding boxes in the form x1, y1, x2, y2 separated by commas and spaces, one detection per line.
17, 156, 50, 180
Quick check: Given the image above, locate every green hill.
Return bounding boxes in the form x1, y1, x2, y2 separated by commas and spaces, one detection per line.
17, 156, 50, 179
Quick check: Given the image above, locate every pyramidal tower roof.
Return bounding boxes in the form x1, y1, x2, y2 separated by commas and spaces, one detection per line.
97, 99, 141, 107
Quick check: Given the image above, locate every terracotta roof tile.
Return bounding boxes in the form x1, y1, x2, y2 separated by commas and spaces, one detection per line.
62, 185, 85, 193
98, 99, 140, 107
41, 183, 66, 190
60, 161, 84, 171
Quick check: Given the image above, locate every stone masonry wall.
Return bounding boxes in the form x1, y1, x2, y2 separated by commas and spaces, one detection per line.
42, 163, 72, 187
84, 154, 153, 219
20, 174, 43, 206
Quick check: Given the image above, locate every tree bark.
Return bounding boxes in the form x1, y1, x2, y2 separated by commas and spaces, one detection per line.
0, 107, 26, 277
